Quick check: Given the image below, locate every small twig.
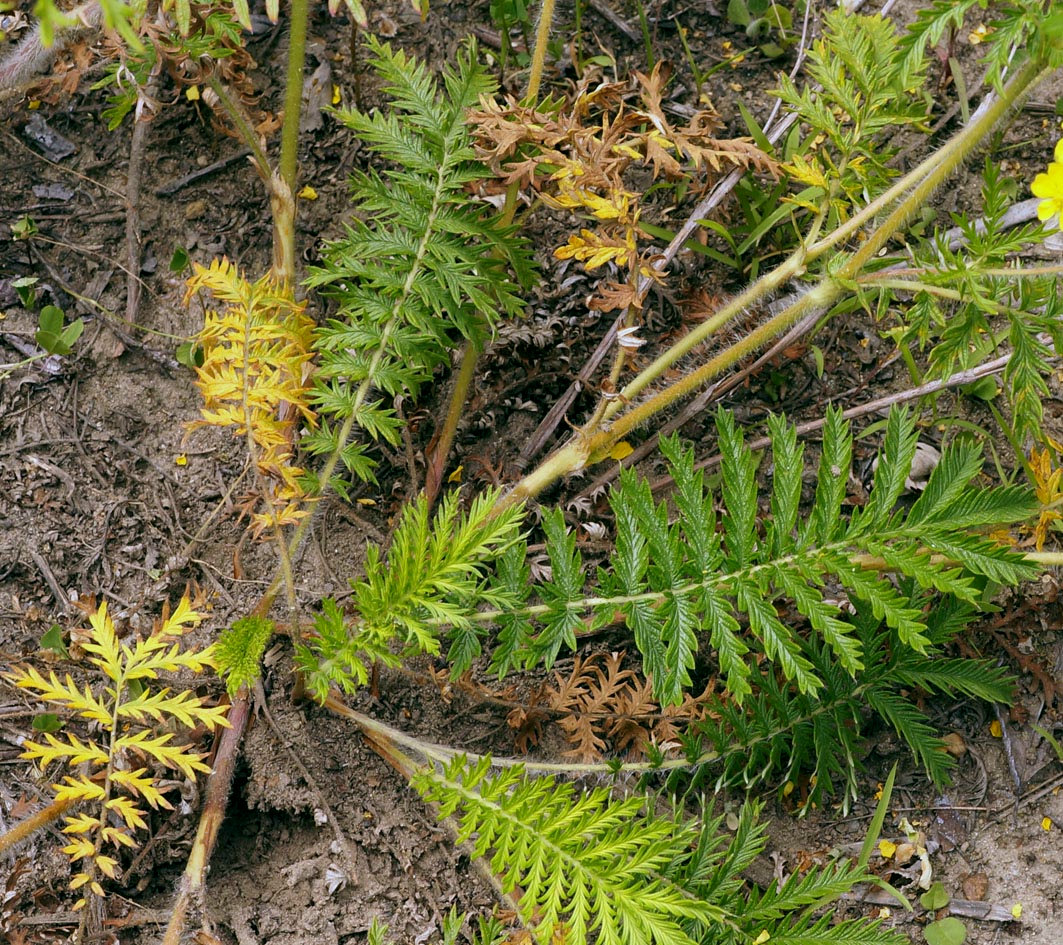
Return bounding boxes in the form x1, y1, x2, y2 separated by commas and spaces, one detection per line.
642, 350, 1018, 494
993, 701, 1025, 796
28, 548, 73, 614
842, 885, 1017, 923
251, 678, 359, 882
154, 148, 253, 197
124, 100, 154, 324
584, 0, 639, 42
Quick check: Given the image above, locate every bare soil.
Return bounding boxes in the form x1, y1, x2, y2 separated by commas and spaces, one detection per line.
2, 0, 1062, 942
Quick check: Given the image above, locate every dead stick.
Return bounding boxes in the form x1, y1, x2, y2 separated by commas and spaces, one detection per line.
643, 351, 1016, 494
155, 148, 252, 197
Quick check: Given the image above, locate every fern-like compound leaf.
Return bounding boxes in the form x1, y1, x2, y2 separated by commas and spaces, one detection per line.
296, 490, 526, 700
673, 593, 1014, 810
412, 755, 719, 945
803, 406, 851, 546
304, 407, 1036, 723
304, 37, 535, 486
478, 407, 1033, 706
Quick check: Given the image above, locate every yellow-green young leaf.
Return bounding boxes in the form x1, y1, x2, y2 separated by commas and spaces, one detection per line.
95, 855, 119, 879
230, 0, 252, 30
167, 0, 191, 34
124, 640, 217, 678
80, 602, 123, 681
16, 557, 261, 911
117, 685, 229, 730
184, 258, 316, 537
101, 826, 138, 849
115, 730, 210, 779
5, 665, 110, 723
63, 838, 96, 864
158, 594, 205, 638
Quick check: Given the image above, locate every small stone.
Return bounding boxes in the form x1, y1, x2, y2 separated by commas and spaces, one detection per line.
962, 872, 989, 901
942, 732, 967, 757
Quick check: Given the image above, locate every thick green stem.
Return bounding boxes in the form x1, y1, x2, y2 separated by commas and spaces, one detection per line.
277, 0, 310, 279
424, 340, 481, 505
611, 237, 816, 412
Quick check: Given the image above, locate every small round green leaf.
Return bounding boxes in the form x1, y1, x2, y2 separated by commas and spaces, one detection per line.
924, 917, 966, 945
169, 245, 191, 273
40, 624, 69, 657
921, 881, 951, 911
727, 0, 751, 26
32, 713, 63, 733
176, 342, 205, 369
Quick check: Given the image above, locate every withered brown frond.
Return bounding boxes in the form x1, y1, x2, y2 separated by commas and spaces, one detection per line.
542, 652, 711, 760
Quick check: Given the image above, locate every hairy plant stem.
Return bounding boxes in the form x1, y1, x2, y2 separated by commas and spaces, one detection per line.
279, 0, 309, 201
0, 795, 74, 856
333, 693, 526, 920
202, 75, 300, 283
424, 341, 481, 504
859, 278, 1013, 314
324, 678, 886, 778
205, 75, 271, 180
526, 0, 557, 106
502, 57, 1048, 506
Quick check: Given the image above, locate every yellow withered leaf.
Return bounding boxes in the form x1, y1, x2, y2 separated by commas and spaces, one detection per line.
61, 813, 100, 835
21, 732, 109, 771
13, 595, 223, 907
185, 258, 317, 537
